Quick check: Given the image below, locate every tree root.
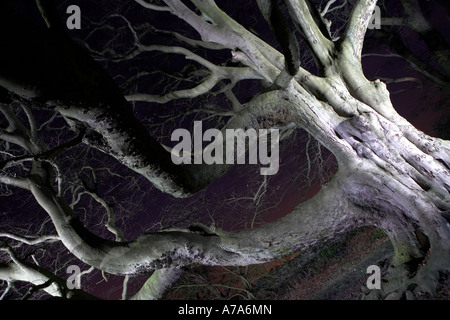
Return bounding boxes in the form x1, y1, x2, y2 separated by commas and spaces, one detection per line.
363, 250, 450, 300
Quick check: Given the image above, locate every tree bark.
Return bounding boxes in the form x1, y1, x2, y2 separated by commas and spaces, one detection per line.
0, 0, 449, 299
129, 268, 183, 300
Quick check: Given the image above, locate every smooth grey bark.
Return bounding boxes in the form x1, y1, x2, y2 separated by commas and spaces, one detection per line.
0, 258, 97, 299
128, 268, 183, 300
0, 262, 63, 298
0, 0, 449, 299
23, 163, 357, 275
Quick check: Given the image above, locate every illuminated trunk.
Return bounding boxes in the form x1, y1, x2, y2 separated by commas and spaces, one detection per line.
0, 0, 448, 300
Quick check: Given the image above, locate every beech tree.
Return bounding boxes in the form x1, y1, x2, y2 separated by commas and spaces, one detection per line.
0, 0, 449, 300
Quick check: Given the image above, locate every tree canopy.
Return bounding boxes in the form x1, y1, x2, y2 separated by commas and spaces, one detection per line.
0, 0, 449, 300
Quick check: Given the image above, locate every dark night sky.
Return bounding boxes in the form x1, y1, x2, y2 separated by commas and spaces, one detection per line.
0, 0, 449, 300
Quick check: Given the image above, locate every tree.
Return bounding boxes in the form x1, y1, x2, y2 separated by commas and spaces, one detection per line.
0, 0, 448, 300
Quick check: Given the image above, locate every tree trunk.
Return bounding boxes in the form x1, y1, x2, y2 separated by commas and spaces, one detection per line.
334, 118, 450, 298
0, 0, 448, 299
278, 58, 450, 299
241, 64, 450, 298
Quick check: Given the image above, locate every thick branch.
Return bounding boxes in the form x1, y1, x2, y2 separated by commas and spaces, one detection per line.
0, 3, 284, 198
0, 260, 97, 299
164, 0, 285, 81
341, 0, 378, 62
0, 174, 30, 190
257, 0, 300, 78
26, 167, 357, 275
129, 268, 183, 300
284, 0, 334, 72
0, 262, 62, 298
0, 4, 204, 197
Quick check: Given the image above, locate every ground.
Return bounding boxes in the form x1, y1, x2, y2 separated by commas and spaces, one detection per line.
165, 226, 450, 300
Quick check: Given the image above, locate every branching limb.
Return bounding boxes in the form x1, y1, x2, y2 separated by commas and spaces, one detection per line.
284, 0, 334, 72
0, 103, 40, 153
0, 259, 97, 299
0, 1, 303, 198
24, 159, 358, 276
0, 281, 13, 300
257, 0, 300, 80
0, 130, 84, 170
341, 0, 378, 62
0, 232, 59, 245
163, 0, 284, 81
0, 243, 63, 298
139, 24, 226, 50
0, 262, 61, 298
0, 174, 30, 190
322, 0, 338, 16
129, 268, 183, 300
303, 0, 334, 41
124, 45, 263, 103
134, 0, 171, 12
80, 188, 126, 242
